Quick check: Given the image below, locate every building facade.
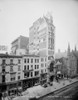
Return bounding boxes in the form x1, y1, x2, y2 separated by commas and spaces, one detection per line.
0, 54, 22, 95
11, 35, 29, 55
29, 14, 55, 82
55, 44, 78, 77
22, 55, 47, 90
0, 53, 47, 95
67, 50, 78, 77
29, 14, 55, 59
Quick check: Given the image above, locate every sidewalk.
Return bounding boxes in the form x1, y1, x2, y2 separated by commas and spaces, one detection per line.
13, 78, 78, 100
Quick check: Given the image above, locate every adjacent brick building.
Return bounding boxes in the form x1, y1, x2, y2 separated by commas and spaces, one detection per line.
11, 35, 29, 55
0, 53, 47, 95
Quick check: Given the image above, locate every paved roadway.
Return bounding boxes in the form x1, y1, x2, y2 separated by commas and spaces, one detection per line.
38, 81, 78, 100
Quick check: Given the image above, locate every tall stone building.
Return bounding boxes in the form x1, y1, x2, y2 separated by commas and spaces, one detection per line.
29, 13, 55, 82
29, 13, 55, 59
11, 35, 29, 55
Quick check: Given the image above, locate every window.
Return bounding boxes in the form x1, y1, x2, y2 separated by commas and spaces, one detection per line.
24, 59, 26, 63
37, 65, 39, 69
41, 63, 44, 67
10, 66, 13, 72
27, 59, 29, 63
10, 59, 13, 63
41, 58, 44, 62
31, 65, 33, 69
18, 76, 20, 80
18, 59, 21, 64
31, 59, 33, 63
45, 69, 46, 72
2, 68, 5, 73
11, 77, 15, 81
41, 70, 43, 74
24, 73, 27, 77
10, 74, 15, 81
24, 65, 26, 70
45, 63, 46, 67
31, 72, 33, 77
24, 72, 29, 77
35, 59, 36, 63
2, 75, 5, 82
35, 71, 39, 76
35, 65, 36, 69
27, 65, 29, 70
45, 58, 46, 61
18, 65, 21, 71
37, 59, 39, 63
2, 59, 5, 64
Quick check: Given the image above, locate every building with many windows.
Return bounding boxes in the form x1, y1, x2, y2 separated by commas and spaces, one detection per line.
29, 13, 55, 59
0, 53, 47, 95
0, 53, 22, 95
29, 13, 55, 83
22, 55, 47, 90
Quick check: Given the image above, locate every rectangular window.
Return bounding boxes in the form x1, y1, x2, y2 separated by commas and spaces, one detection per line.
35, 65, 36, 69
2, 59, 5, 64
37, 65, 39, 69
35, 71, 39, 76
24, 73, 27, 77
2, 68, 5, 73
18, 76, 20, 80
27, 65, 29, 70
31, 65, 33, 69
31, 72, 33, 77
41, 63, 44, 67
24, 65, 26, 70
10, 59, 13, 63
18, 65, 21, 71
37, 59, 39, 63
11, 77, 15, 81
35, 59, 36, 63
10, 74, 15, 81
24, 59, 26, 63
41, 58, 44, 62
27, 59, 29, 63
10, 66, 13, 72
2, 75, 5, 82
41, 70, 43, 74
31, 59, 33, 63
45, 69, 46, 72
45, 58, 46, 61
45, 63, 46, 67
18, 59, 21, 64
27, 72, 30, 77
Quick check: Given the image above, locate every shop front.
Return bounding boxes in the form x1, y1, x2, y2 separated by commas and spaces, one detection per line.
40, 73, 47, 85
22, 77, 40, 91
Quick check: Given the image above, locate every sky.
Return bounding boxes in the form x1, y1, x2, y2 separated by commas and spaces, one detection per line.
0, 0, 78, 53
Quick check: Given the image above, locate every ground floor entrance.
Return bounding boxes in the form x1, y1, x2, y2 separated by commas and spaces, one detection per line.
22, 77, 39, 91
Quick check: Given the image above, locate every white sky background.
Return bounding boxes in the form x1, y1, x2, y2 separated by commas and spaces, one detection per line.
0, 0, 78, 53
